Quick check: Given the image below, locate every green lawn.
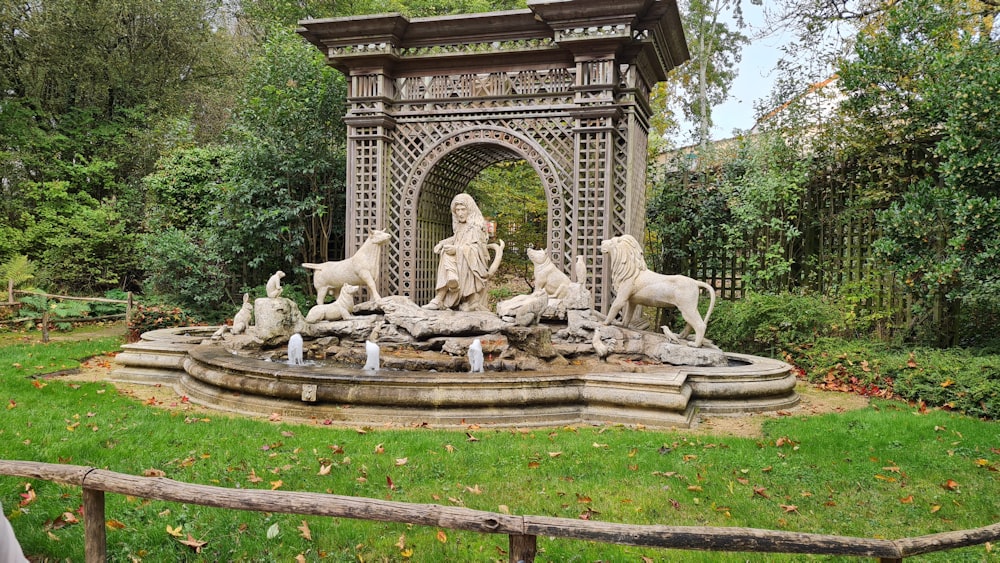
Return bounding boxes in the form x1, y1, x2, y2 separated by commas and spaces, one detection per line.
1, 329, 998, 562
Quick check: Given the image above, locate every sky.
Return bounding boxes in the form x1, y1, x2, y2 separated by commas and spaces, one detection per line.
680, 5, 789, 142
709, 31, 786, 139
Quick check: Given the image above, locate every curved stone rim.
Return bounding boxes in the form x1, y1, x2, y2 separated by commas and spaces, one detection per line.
113, 327, 800, 429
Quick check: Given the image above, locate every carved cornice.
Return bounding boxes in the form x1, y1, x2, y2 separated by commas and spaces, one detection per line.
298, 0, 688, 82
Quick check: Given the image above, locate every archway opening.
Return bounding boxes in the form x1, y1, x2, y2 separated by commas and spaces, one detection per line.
414, 143, 548, 305
467, 161, 546, 288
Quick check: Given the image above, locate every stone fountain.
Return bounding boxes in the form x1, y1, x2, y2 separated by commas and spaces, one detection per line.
113, 195, 798, 429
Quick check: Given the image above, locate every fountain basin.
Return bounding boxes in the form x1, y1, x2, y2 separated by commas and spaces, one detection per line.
113, 327, 799, 429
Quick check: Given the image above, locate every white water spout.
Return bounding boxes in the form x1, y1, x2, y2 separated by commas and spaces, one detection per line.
363, 340, 380, 371
468, 338, 484, 373
288, 333, 304, 365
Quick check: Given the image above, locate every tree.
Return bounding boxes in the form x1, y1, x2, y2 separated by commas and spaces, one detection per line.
655, 0, 749, 150
835, 0, 1000, 344
217, 28, 348, 290
0, 0, 242, 294
141, 146, 237, 317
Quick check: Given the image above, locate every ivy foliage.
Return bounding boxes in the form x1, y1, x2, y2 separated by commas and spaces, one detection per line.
720, 132, 808, 292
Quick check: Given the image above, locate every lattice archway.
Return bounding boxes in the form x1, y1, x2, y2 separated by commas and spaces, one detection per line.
401, 127, 565, 303
299, 0, 690, 309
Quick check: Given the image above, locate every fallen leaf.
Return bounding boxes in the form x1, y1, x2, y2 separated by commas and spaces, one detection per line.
436, 530, 447, 543
753, 487, 770, 499
395, 457, 408, 466
942, 479, 960, 491
396, 534, 407, 549
444, 444, 456, 453
270, 480, 283, 490
931, 505, 941, 513
318, 464, 332, 476
297, 520, 312, 541
106, 519, 127, 530
266, 522, 280, 539
268, 412, 282, 422
295, 554, 307, 563
143, 468, 166, 478
900, 495, 914, 504
59, 512, 79, 525
576, 494, 592, 504
247, 469, 263, 483
19, 488, 36, 507
166, 525, 183, 537
465, 484, 483, 494
374, 443, 385, 454
387, 475, 396, 490
687, 485, 703, 492
548, 451, 562, 458
177, 534, 208, 553
466, 433, 479, 442
780, 504, 799, 513
775, 436, 798, 448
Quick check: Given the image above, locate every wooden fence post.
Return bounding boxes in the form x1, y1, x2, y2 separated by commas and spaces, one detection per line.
125, 291, 134, 327
83, 488, 107, 563
41, 311, 49, 343
509, 534, 536, 563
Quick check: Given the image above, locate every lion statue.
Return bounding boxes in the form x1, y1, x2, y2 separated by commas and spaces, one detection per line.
600, 234, 716, 348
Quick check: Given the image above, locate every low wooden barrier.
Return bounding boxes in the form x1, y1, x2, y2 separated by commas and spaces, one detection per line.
1, 460, 998, 562
2, 289, 132, 341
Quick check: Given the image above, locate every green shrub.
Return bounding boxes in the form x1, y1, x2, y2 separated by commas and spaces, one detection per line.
89, 289, 129, 317
788, 338, 1000, 419
709, 292, 846, 355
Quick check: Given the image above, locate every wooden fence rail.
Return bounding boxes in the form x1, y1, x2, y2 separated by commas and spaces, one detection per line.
2, 460, 999, 562
2, 288, 133, 342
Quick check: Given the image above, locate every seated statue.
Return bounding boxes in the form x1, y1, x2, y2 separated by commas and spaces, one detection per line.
423, 193, 504, 312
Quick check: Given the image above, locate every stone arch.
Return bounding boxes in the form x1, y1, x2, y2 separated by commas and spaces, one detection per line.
299, 0, 689, 309
398, 127, 566, 303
